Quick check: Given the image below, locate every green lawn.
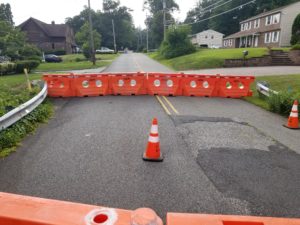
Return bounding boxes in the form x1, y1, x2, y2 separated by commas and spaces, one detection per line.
61, 53, 119, 62
244, 74, 300, 111
148, 48, 286, 70
36, 53, 119, 72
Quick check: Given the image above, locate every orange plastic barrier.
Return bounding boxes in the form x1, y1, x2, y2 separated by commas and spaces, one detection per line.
167, 213, 300, 225
147, 73, 182, 96
0, 192, 133, 225
74, 74, 110, 97
43, 74, 75, 97
110, 72, 146, 95
217, 76, 255, 98
182, 74, 219, 97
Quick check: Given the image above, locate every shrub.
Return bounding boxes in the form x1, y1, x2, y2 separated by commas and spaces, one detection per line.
159, 25, 196, 59
19, 44, 42, 60
15, 60, 40, 73
291, 44, 300, 50
267, 91, 295, 116
0, 62, 16, 75
291, 13, 300, 45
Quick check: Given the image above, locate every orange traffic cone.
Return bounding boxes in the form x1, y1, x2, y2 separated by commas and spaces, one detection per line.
284, 100, 299, 129
143, 118, 163, 162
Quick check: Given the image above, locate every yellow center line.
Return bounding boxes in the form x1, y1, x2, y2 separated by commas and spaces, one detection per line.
162, 96, 180, 115
132, 54, 144, 73
155, 96, 171, 115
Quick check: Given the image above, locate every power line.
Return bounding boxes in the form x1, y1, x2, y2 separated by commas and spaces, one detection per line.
179, 0, 256, 26
186, 0, 233, 21
201, 0, 225, 11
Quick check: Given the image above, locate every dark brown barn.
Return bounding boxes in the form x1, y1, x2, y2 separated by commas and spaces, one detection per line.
19, 17, 76, 54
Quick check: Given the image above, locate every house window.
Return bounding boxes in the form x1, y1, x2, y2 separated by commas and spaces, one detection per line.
248, 21, 251, 30
254, 19, 260, 28
205, 35, 208, 39
224, 40, 227, 47
211, 35, 214, 39
228, 39, 233, 46
241, 24, 244, 31
52, 43, 55, 49
265, 16, 272, 26
272, 31, 280, 43
264, 32, 271, 43
272, 13, 280, 24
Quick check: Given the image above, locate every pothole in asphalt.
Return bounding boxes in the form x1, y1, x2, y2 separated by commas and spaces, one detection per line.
174, 116, 276, 158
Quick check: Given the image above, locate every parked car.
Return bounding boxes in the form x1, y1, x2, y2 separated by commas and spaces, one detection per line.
96, 47, 114, 54
44, 54, 62, 63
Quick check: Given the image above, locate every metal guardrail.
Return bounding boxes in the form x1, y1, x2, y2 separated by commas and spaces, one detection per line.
256, 82, 278, 97
0, 82, 48, 131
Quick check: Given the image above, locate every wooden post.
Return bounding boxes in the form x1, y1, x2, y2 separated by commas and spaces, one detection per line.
24, 68, 32, 92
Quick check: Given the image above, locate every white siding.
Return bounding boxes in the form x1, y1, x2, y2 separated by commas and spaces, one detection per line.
280, 1, 300, 47
194, 30, 224, 48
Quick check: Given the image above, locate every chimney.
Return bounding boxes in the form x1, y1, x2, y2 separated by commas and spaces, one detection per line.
51, 21, 55, 25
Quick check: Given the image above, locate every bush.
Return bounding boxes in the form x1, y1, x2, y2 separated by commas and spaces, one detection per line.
291, 13, 300, 45
291, 44, 300, 50
159, 25, 196, 59
267, 91, 295, 116
15, 60, 40, 73
19, 44, 42, 60
0, 62, 16, 75
0, 101, 53, 157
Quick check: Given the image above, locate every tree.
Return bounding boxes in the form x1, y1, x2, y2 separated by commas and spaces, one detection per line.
0, 3, 13, 25
291, 13, 300, 45
144, 0, 179, 48
66, 0, 136, 50
75, 23, 101, 59
159, 25, 195, 59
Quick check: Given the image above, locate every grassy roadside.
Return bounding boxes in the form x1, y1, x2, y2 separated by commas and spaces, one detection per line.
0, 73, 53, 157
36, 53, 119, 72
244, 74, 300, 113
148, 48, 290, 70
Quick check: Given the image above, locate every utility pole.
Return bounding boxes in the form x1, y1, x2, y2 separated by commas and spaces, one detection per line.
146, 13, 149, 52
88, 0, 96, 65
163, 0, 166, 41
112, 19, 117, 53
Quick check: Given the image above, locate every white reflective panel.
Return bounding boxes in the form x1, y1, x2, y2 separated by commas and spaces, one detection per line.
82, 80, 89, 88
118, 79, 124, 87
238, 82, 244, 89
154, 79, 160, 87
226, 82, 232, 89
167, 79, 173, 87
203, 81, 209, 89
130, 79, 137, 87
96, 80, 102, 87
190, 81, 197, 88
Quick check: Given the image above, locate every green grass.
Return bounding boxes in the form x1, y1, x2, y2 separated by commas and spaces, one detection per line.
0, 72, 53, 157
244, 74, 300, 111
36, 53, 119, 72
148, 48, 284, 70
61, 53, 119, 62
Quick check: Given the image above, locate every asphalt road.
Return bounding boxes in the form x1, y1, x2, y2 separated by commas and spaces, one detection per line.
0, 53, 299, 219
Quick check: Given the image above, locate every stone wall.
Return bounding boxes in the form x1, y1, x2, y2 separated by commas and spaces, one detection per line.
224, 55, 272, 67
289, 50, 300, 65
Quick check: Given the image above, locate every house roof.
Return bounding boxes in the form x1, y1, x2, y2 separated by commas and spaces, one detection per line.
194, 29, 224, 36
223, 29, 262, 39
18, 17, 69, 38
240, 1, 300, 23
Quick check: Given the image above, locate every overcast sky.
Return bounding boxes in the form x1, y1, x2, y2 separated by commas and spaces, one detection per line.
3, 0, 198, 28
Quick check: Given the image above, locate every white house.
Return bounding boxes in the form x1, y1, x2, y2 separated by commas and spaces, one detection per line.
190, 29, 224, 48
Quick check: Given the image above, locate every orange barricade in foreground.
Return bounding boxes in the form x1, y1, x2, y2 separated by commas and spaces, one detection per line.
110, 72, 146, 95
167, 213, 300, 225
147, 73, 182, 96
74, 74, 110, 97
43, 74, 75, 97
0, 192, 132, 225
182, 74, 219, 97
217, 76, 255, 98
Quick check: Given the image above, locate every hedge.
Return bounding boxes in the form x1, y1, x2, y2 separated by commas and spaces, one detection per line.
0, 62, 16, 75
15, 60, 40, 73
